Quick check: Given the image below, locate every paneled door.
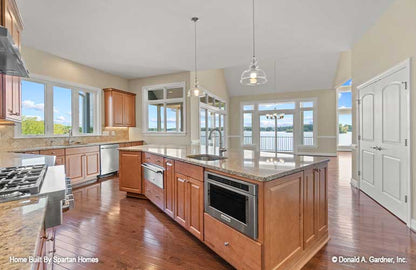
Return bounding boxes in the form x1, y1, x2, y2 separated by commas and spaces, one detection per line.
359, 61, 410, 223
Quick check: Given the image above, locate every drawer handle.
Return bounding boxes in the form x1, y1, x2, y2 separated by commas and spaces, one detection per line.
224, 242, 229, 247
166, 162, 172, 166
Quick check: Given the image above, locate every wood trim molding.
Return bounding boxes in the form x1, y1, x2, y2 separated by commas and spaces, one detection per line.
350, 178, 360, 189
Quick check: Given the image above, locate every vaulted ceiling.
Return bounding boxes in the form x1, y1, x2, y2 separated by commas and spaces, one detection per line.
17, 0, 394, 96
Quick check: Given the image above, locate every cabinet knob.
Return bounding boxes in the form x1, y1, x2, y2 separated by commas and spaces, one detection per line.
224, 242, 229, 247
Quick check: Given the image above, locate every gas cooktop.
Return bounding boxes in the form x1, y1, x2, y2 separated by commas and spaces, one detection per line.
0, 165, 47, 201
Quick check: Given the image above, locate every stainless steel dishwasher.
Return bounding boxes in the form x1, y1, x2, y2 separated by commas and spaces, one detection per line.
100, 144, 120, 176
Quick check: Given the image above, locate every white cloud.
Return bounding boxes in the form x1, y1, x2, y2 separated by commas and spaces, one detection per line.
53, 107, 59, 113
55, 116, 67, 123
24, 115, 42, 121
22, 100, 44, 111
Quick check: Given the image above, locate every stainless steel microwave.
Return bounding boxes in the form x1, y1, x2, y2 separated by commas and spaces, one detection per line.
204, 171, 258, 239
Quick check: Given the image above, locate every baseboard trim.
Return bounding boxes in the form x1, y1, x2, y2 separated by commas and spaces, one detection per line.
297, 152, 337, 157
350, 178, 360, 189
411, 219, 416, 232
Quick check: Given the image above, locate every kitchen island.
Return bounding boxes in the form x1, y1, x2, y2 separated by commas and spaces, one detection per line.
0, 152, 66, 270
119, 145, 330, 270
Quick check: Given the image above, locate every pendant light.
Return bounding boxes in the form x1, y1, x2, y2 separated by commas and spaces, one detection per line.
188, 17, 206, 97
240, 0, 267, 86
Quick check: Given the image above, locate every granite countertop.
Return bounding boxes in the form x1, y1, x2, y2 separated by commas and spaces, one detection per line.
0, 153, 56, 168
0, 196, 48, 270
14, 139, 144, 152
119, 145, 330, 182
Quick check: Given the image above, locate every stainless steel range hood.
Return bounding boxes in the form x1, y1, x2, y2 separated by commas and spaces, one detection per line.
0, 26, 29, 77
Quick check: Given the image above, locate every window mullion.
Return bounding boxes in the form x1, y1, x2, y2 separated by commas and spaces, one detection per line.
45, 83, 53, 136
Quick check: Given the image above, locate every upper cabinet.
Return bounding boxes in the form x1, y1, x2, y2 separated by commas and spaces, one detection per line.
103, 88, 136, 127
0, 0, 23, 123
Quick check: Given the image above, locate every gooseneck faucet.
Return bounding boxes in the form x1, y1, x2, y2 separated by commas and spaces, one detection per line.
208, 128, 227, 157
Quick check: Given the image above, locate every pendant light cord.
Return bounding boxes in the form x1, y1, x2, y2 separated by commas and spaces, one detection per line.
252, 0, 255, 59
194, 18, 198, 84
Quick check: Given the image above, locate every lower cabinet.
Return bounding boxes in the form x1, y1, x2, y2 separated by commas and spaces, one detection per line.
174, 171, 204, 240
164, 159, 175, 218
144, 178, 164, 210
65, 146, 100, 186
204, 213, 262, 270
40, 149, 65, 166
119, 151, 142, 193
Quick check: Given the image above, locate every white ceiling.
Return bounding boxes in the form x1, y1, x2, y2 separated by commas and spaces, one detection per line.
17, 0, 393, 95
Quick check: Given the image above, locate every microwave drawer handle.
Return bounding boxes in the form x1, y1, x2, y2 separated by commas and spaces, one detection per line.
207, 179, 255, 196
141, 164, 164, 174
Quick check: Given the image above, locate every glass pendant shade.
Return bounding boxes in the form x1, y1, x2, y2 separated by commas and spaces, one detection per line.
187, 80, 205, 97
240, 57, 267, 86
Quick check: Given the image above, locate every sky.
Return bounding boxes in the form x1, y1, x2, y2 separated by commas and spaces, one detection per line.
21, 80, 72, 126
338, 91, 352, 125
21, 80, 45, 121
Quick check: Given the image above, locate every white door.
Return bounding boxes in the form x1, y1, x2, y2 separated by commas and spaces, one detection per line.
359, 63, 410, 223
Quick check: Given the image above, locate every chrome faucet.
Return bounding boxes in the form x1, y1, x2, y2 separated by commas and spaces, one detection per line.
208, 128, 227, 157
67, 128, 75, 145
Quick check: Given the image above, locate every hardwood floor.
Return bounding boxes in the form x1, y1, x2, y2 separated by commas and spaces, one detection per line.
55, 152, 416, 269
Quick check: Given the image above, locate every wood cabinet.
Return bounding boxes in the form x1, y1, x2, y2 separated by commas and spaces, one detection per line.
164, 159, 175, 218
174, 161, 204, 241
142, 152, 163, 166
103, 88, 136, 127
119, 150, 142, 194
205, 213, 262, 270
0, 0, 23, 123
144, 178, 164, 210
65, 146, 100, 185
40, 148, 65, 166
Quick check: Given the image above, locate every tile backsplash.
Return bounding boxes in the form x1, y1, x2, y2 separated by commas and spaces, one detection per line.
0, 125, 129, 152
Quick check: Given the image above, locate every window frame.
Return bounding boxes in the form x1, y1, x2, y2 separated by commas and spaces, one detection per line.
15, 74, 102, 138
240, 98, 318, 152
199, 91, 227, 152
142, 82, 186, 135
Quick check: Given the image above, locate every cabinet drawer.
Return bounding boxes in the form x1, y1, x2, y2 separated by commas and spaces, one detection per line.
66, 146, 99, 155
204, 213, 262, 270
144, 179, 164, 210
24, 151, 40, 154
40, 149, 65, 156
175, 161, 203, 181
130, 141, 143, 146
142, 152, 163, 166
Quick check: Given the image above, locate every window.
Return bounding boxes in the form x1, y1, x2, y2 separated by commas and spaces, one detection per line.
241, 99, 317, 152
337, 83, 352, 149
53, 86, 72, 135
143, 82, 185, 133
17, 77, 101, 137
199, 92, 227, 152
21, 81, 45, 135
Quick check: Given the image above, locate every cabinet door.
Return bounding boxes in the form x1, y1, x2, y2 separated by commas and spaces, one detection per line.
112, 91, 124, 126
119, 152, 142, 193
85, 151, 100, 179
187, 177, 204, 240
174, 173, 187, 228
55, 156, 65, 166
66, 154, 84, 184
316, 167, 328, 237
123, 94, 135, 127
303, 168, 316, 249
164, 159, 175, 218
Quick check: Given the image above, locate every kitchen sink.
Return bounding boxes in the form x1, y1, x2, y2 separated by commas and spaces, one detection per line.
187, 154, 227, 161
